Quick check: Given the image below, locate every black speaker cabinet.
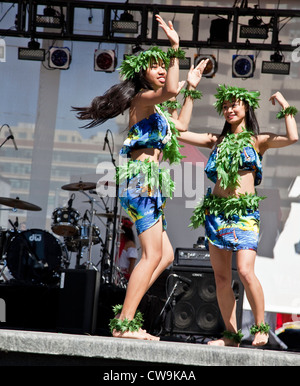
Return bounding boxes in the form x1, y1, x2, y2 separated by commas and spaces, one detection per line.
165, 265, 244, 336
57, 269, 100, 335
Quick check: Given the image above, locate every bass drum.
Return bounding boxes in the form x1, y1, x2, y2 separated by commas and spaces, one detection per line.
6, 229, 69, 286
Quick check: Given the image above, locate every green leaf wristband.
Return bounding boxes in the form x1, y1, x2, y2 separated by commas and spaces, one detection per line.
167, 47, 186, 60
276, 106, 298, 119
180, 88, 203, 100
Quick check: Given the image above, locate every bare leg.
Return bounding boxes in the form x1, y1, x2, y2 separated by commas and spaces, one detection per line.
112, 218, 173, 340
207, 243, 239, 347
236, 249, 268, 346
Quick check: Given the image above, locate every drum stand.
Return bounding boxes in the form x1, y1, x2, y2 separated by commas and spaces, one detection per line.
80, 191, 99, 271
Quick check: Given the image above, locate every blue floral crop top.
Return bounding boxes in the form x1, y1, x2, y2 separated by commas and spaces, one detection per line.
205, 145, 263, 186
120, 109, 170, 158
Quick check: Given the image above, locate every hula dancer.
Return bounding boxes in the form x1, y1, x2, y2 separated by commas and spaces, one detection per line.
178, 85, 298, 346
73, 15, 208, 339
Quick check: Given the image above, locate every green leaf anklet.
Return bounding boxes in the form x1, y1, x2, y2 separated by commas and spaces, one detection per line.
223, 329, 244, 344
109, 304, 144, 334
250, 322, 270, 335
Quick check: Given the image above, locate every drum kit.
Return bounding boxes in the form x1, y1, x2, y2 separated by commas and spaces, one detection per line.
0, 180, 126, 288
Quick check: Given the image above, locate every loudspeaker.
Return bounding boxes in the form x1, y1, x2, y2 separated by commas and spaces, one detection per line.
57, 269, 100, 334
165, 265, 244, 336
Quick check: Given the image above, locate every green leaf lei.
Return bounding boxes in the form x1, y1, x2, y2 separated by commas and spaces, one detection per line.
276, 106, 298, 119
189, 191, 265, 229
180, 88, 203, 100
116, 158, 175, 198
250, 322, 270, 335
109, 304, 144, 333
216, 128, 254, 190
160, 100, 182, 110
158, 105, 186, 165
166, 47, 186, 59
223, 329, 244, 344
118, 46, 169, 80
214, 84, 260, 115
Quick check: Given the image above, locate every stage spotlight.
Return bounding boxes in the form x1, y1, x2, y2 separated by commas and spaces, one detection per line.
48, 47, 71, 69
209, 18, 229, 42
111, 11, 138, 34
18, 39, 45, 61
195, 54, 218, 78
261, 52, 290, 75
35, 6, 64, 29
0, 39, 6, 62
232, 55, 255, 78
94, 49, 116, 72
240, 16, 268, 39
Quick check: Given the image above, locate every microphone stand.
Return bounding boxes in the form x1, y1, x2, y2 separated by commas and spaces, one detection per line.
103, 131, 118, 285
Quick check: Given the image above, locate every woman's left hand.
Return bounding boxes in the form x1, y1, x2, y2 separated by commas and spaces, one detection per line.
269, 91, 289, 109
187, 59, 209, 89
155, 14, 179, 48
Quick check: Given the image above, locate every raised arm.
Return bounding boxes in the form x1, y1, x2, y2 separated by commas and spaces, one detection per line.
256, 92, 298, 154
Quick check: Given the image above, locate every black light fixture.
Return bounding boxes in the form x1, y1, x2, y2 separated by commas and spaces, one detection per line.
18, 39, 45, 61
94, 49, 117, 72
195, 54, 218, 78
209, 18, 229, 43
35, 6, 64, 29
48, 47, 71, 69
232, 54, 255, 78
261, 51, 290, 75
240, 16, 268, 40
111, 11, 138, 34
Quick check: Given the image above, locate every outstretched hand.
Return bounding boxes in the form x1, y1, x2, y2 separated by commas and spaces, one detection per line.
187, 59, 209, 89
155, 14, 179, 48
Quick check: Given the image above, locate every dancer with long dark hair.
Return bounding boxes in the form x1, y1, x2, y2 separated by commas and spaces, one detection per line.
73, 14, 208, 339
178, 85, 298, 346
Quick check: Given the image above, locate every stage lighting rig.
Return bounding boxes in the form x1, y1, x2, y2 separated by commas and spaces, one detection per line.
35, 6, 64, 29
94, 49, 117, 72
18, 39, 45, 61
195, 54, 218, 78
232, 55, 255, 78
111, 11, 138, 34
48, 47, 71, 70
240, 16, 269, 40
261, 51, 290, 75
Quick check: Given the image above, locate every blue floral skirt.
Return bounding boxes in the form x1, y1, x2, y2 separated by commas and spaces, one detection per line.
117, 160, 173, 235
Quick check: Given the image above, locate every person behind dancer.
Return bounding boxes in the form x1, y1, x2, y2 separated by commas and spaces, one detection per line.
117, 217, 138, 280
73, 14, 208, 340
177, 85, 298, 347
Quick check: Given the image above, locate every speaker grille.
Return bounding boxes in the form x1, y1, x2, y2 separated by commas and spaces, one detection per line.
165, 266, 243, 336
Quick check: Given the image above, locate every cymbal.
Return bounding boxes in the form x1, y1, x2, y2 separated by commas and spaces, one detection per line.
0, 197, 42, 211
61, 181, 96, 191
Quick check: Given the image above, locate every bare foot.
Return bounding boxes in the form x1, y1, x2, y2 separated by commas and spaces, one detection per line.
252, 332, 269, 346
207, 337, 239, 347
112, 328, 160, 341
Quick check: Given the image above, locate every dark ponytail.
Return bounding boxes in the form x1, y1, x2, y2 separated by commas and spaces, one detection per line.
72, 69, 154, 129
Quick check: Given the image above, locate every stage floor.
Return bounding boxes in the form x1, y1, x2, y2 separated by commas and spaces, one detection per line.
0, 328, 299, 368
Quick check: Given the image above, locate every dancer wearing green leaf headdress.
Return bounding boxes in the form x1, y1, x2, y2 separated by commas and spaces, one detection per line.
72, 14, 208, 340
178, 85, 298, 348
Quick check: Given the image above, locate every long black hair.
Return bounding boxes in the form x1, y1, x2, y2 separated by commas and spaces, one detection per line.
220, 101, 260, 137
72, 69, 154, 129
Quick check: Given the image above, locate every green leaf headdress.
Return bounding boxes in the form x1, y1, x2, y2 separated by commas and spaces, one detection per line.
214, 84, 260, 115
118, 46, 170, 80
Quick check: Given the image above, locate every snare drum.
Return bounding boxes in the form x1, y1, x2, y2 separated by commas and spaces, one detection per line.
75, 224, 101, 246
6, 229, 69, 285
51, 207, 80, 236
